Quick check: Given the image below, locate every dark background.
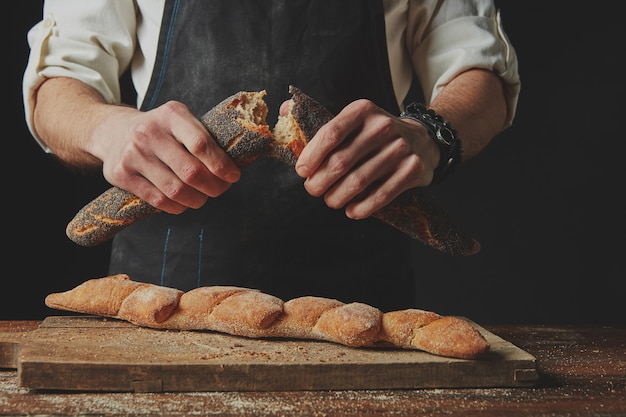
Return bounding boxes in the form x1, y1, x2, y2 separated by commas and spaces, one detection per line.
6, 3, 624, 324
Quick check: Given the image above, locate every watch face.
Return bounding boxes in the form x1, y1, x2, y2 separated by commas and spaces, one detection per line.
436, 127, 454, 146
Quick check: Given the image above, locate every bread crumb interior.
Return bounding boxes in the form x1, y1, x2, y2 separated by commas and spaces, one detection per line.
273, 100, 297, 145
235, 90, 269, 127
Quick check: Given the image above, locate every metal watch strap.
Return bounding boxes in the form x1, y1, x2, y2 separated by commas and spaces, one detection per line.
400, 102, 463, 184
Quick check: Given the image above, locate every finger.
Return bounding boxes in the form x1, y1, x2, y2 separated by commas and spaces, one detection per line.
302, 137, 358, 197
296, 100, 369, 177
141, 103, 240, 198
303, 108, 391, 196
321, 134, 408, 209
279, 99, 291, 116
345, 153, 424, 219
116, 172, 189, 215
170, 113, 242, 184
117, 143, 212, 211
156, 138, 236, 199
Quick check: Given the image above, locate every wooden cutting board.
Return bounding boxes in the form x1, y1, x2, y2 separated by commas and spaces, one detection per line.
0, 316, 538, 392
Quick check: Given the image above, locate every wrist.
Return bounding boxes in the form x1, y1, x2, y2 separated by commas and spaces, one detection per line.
88, 104, 137, 163
400, 102, 463, 185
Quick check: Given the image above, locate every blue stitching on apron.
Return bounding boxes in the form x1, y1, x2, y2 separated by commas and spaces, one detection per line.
197, 228, 204, 287
146, 0, 181, 110
160, 227, 172, 286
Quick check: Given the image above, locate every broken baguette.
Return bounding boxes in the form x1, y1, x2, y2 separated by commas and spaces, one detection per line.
65, 90, 273, 247
66, 86, 479, 255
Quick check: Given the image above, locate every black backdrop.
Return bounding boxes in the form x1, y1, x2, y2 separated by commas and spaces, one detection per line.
6, 2, 625, 324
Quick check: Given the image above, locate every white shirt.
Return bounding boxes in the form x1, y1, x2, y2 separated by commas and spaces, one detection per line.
23, 0, 520, 152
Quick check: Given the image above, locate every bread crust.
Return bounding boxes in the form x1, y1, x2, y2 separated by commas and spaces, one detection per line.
373, 189, 481, 256
200, 90, 274, 166
65, 188, 159, 247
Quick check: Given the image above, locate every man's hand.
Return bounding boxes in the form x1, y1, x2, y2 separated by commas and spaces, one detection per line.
33, 77, 241, 214
89, 101, 241, 214
295, 99, 440, 219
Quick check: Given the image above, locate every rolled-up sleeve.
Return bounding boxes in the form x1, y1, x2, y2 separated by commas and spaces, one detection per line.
22, 0, 137, 151
407, 0, 520, 127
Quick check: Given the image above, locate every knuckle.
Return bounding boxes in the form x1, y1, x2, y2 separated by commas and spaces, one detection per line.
210, 160, 233, 179
145, 192, 169, 211
178, 163, 203, 185
130, 120, 163, 150
347, 171, 368, 192
317, 122, 342, 148
389, 136, 412, 156
107, 162, 132, 185
186, 134, 209, 156
327, 152, 350, 175
161, 181, 186, 201
373, 113, 395, 134
159, 100, 188, 116
351, 98, 376, 113
130, 121, 154, 144
403, 154, 425, 178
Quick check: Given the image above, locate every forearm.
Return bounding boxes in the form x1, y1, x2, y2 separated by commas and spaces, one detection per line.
32, 76, 134, 169
428, 68, 508, 161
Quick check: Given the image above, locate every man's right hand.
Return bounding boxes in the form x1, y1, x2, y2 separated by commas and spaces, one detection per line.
33, 77, 241, 214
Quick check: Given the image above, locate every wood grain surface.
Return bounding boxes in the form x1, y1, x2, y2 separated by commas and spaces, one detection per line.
0, 316, 537, 392
1, 322, 624, 416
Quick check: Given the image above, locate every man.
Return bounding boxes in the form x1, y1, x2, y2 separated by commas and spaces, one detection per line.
23, 1, 519, 311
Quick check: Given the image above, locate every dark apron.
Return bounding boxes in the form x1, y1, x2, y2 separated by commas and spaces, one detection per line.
110, 0, 416, 311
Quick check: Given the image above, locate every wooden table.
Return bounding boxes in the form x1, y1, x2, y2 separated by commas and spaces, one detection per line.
1, 321, 624, 416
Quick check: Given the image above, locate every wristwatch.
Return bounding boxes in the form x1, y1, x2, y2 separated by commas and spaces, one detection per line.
400, 102, 463, 184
